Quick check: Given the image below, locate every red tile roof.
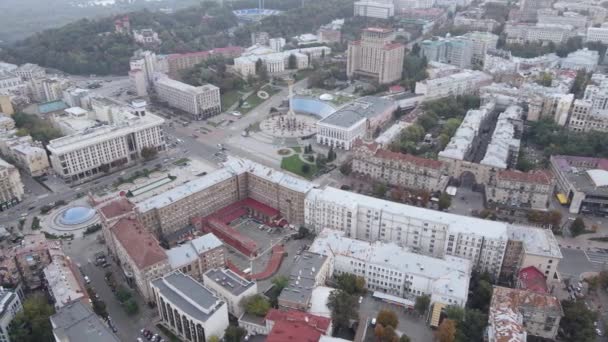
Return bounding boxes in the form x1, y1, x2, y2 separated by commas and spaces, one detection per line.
497, 170, 553, 185
518, 266, 548, 294
111, 217, 167, 270
98, 198, 135, 220
265, 309, 332, 342
355, 141, 443, 169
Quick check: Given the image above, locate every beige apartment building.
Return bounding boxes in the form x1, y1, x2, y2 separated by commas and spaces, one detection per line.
136, 158, 314, 241
488, 286, 562, 341
485, 170, 554, 210
0, 157, 24, 210
153, 74, 221, 120
347, 28, 405, 84
109, 216, 170, 301
351, 141, 449, 193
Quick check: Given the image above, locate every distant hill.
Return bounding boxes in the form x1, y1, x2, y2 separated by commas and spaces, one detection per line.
1, 0, 354, 76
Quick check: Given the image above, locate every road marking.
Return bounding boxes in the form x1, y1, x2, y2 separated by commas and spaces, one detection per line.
37, 194, 49, 199
584, 250, 608, 264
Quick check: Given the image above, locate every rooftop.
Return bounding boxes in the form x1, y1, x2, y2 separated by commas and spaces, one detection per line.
50, 300, 120, 342
309, 187, 509, 240
506, 225, 563, 259
550, 155, 608, 196
155, 74, 219, 94
97, 198, 135, 221
204, 268, 256, 296
266, 308, 331, 332
480, 105, 523, 169
319, 96, 395, 128
310, 229, 472, 301
517, 266, 548, 294
43, 250, 86, 309
497, 170, 553, 185
488, 286, 562, 342
110, 217, 167, 270
151, 271, 223, 322
166, 233, 223, 269
278, 251, 328, 307
355, 141, 443, 169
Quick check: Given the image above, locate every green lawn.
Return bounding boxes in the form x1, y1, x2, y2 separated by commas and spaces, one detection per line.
291, 146, 302, 153
221, 90, 242, 110
240, 85, 281, 113
281, 154, 317, 179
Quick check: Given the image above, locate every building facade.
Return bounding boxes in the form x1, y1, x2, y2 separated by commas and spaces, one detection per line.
154, 74, 221, 120
486, 170, 554, 210
50, 300, 121, 342
151, 271, 229, 342
0, 288, 22, 342
415, 70, 492, 100
0, 158, 24, 210
166, 233, 226, 280
353, 1, 395, 19
347, 28, 405, 85
304, 187, 508, 278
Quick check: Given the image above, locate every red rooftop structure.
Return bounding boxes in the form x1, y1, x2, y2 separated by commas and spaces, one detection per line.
517, 266, 548, 294
265, 309, 332, 342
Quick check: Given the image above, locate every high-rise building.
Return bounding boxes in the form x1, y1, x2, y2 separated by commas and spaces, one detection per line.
153, 74, 221, 120
0, 96, 14, 115
347, 28, 405, 84
129, 50, 157, 86
518, 0, 554, 22
129, 69, 147, 97
420, 37, 474, 68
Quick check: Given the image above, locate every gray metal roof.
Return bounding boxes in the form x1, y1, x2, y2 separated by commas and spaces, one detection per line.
50, 300, 120, 342
278, 251, 328, 306
152, 271, 224, 322
204, 268, 256, 296
319, 96, 395, 128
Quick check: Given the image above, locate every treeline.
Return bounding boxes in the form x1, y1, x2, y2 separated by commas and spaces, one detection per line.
506, 36, 608, 60
1, 2, 237, 75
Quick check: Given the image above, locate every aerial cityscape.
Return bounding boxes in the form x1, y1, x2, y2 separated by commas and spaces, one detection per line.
2, 0, 608, 341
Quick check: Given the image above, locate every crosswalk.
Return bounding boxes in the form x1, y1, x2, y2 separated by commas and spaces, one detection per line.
585, 250, 608, 264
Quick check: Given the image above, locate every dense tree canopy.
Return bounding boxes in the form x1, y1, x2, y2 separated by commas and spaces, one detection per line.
327, 289, 358, 329
560, 300, 598, 341
9, 294, 54, 342
335, 273, 366, 295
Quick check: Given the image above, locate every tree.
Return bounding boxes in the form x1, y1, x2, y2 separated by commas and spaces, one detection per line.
536, 72, 553, 87
272, 276, 289, 292
8, 294, 54, 342
571, 217, 586, 236
414, 295, 430, 315
376, 309, 398, 329
288, 54, 297, 69
336, 273, 366, 295
141, 146, 158, 161
373, 183, 388, 198
399, 335, 411, 342
255, 58, 263, 73
560, 300, 598, 341
123, 298, 139, 315
436, 319, 456, 342
377, 324, 398, 342
242, 294, 271, 316
339, 161, 352, 175
327, 289, 358, 329
301, 163, 311, 174
468, 272, 493, 313
208, 336, 220, 342
445, 306, 487, 342
224, 326, 247, 342
438, 193, 452, 210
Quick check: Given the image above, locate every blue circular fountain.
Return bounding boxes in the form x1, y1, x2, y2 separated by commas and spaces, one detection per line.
59, 206, 96, 225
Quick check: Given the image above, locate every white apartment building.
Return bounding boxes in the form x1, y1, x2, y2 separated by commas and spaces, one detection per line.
439, 102, 496, 161
0, 158, 24, 210
234, 45, 330, 77
347, 28, 404, 85
420, 38, 473, 69
568, 81, 608, 133
129, 69, 147, 97
537, 9, 588, 29
133, 29, 161, 45
203, 268, 257, 317
0, 72, 25, 96
480, 105, 524, 170
354, 1, 395, 19
560, 48, 599, 72
587, 26, 608, 44
310, 229, 472, 307
454, 15, 498, 31
151, 271, 229, 342
415, 70, 492, 101
395, 0, 435, 9
47, 101, 165, 182
269, 38, 286, 52
62, 88, 91, 109
15, 63, 45, 81
506, 225, 562, 281
316, 96, 396, 150
304, 187, 508, 278
486, 170, 554, 210
0, 288, 22, 342
463, 32, 499, 64
154, 74, 221, 120
505, 23, 573, 45
130, 50, 158, 86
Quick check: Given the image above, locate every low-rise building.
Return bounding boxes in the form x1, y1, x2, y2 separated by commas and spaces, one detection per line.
505, 225, 563, 282
9, 234, 56, 289
266, 309, 332, 342
310, 229, 472, 307
420, 37, 473, 69
166, 233, 225, 280
15, 63, 45, 81
587, 26, 608, 45
0, 288, 23, 342
0, 132, 50, 176
487, 286, 562, 342
505, 23, 574, 45
50, 300, 121, 342
203, 268, 257, 317
486, 170, 554, 210
560, 49, 599, 72
415, 70, 492, 100
234, 45, 330, 77
537, 9, 589, 29
133, 29, 161, 45
316, 96, 396, 150
154, 74, 221, 120
108, 217, 170, 301
151, 271, 229, 342
351, 140, 449, 192
43, 249, 87, 310
517, 266, 548, 293
278, 251, 332, 311
167, 47, 243, 78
